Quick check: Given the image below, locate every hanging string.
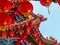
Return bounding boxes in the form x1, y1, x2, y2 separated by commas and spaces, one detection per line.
48, 6, 50, 15
46, 6, 50, 15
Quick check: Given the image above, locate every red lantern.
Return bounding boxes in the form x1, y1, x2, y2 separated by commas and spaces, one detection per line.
18, 1, 33, 16
0, 13, 11, 27
58, 0, 60, 5
0, 0, 11, 12
34, 36, 39, 41
2, 31, 7, 38
9, 31, 15, 37
26, 27, 31, 32
32, 32, 37, 37
18, 30, 24, 35
40, 0, 53, 14
0, 13, 11, 31
40, 0, 53, 6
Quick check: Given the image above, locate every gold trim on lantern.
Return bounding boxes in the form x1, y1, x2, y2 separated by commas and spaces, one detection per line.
45, 0, 50, 6
23, 13, 29, 18
0, 9, 8, 13
0, 26, 6, 31
28, 10, 31, 13
46, 0, 49, 2
3, 22, 7, 26
23, 10, 31, 18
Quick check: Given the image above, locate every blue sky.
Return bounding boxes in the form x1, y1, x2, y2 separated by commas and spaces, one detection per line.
31, 1, 60, 42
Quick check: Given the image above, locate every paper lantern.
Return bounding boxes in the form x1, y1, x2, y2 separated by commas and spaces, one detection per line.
0, 0, 11, 13
0, 13, 11, 26
18, 1, 33, 17
40, 0, 53, 14
40, 0, 53, 6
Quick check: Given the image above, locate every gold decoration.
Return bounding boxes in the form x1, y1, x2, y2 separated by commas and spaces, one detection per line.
46, 0, 49, 2
0, 26, 6, 31
23, 10, 31, 18
0, 7, 8, 13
